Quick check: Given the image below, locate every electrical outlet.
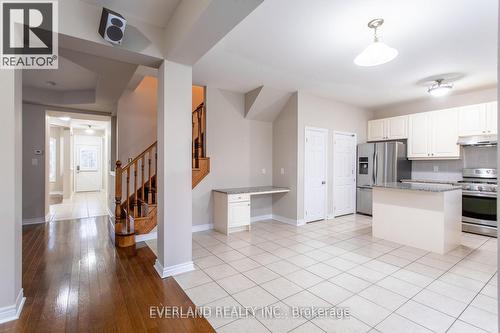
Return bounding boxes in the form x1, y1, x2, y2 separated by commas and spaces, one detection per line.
433, 165, 439, 172
261, 168, 266, 175
280, 168, 285, 175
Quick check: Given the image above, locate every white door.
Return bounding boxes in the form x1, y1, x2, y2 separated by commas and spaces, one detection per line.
387, 116, 408, 139
333, 132, 356, 217
408, 112, 430, 158
430, 109, 460, 158
304, 128, 328, 223
458, 104, 486, 136
367, 119, 386, 141
486, 101, 497, 135
75, 135, 102, 192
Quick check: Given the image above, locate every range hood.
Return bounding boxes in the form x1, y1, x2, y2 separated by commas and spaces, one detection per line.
457, 134, 497, 146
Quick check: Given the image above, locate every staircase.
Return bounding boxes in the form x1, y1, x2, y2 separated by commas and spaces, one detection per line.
113, 142, 158, 247
192, 103, 210, 188
112, 102, 210, 247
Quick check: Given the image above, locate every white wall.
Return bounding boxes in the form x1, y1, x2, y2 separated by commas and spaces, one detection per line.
0, 69, 23, 321
117, 77, 158, 163
297, 92, 373, 221
372, 87, 497, 119
272, 93, 298, 221
22, 104, 48, 222
192, 87, 273, 226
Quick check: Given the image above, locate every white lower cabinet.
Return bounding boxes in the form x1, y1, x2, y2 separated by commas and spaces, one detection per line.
213, 192, 251, 234
408, 108, 460, 159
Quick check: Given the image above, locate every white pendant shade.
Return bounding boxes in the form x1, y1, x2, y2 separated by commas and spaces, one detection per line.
354, 41, 398, 67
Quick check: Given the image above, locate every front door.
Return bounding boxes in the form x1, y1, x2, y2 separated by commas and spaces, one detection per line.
304, 128, 328, 223
75, 135, 102, 192
333, 132, 356, 217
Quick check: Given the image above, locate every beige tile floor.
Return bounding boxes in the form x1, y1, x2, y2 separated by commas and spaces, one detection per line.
49, 191, 108, 221
149, 215, 498, 333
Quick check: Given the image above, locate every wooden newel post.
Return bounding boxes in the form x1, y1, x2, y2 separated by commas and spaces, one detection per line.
115, 161, 122, 223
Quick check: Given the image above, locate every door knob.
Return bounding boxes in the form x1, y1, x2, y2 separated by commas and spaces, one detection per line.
321, 181, 326, 184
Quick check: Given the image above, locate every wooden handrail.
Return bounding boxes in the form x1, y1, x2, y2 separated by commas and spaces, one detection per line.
121, 141, 157, 170
115, 141, 158, 234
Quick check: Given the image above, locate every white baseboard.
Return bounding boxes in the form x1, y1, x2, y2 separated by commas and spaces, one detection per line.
0, 289, 25, 324
136, 231, 157, 242
154, 259, 194, 278
251, 214, 273, 223
272, 214, 303, 226
192, 223, 213, 233
23, 214, 51, 225
49, 191, 63, 195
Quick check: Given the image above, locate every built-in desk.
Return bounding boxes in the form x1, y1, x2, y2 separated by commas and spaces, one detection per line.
213, 186, 290, 234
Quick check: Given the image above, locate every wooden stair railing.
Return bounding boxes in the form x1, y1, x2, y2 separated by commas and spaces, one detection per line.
114, 142, 157, 247
192, 103, 210, 188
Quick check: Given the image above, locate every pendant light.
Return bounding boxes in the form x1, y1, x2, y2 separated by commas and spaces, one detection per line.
354, 18, 398, 67
427, 79, 453, 97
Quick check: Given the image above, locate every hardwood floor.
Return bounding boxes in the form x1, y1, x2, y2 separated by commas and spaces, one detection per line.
0, 216, 215, 333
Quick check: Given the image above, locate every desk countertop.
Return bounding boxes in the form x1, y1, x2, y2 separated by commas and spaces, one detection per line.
213, 186, 290, 195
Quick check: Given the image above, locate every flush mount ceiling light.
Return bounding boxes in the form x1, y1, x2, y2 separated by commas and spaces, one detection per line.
427, 79, 453, 97
59, 116, 71, 121
354, 18, 398, 67
85, 125, 94, 134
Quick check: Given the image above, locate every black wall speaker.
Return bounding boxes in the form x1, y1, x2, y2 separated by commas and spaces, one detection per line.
98, 7, 127, 45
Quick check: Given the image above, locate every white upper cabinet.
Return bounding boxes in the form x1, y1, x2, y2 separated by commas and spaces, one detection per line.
387, 115, 408, 139
486, 101, 497, 135
408, 108, 460, 160
367, 116, 408, 141
458, 102, 497, 136
408, 112, 430, 158
430, 108, 460, 158
367, 119, 386, 141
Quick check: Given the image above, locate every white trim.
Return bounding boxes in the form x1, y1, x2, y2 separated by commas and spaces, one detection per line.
136, 231, 157, 242
251, 214, 273, 223
327, 214, 335, 220
49, 191, 63, 195
45, 212, 52, 222
154, 260, 194, 278
304, 126, 329, 223
272, 214, 303, 226
0, 289, 25, 324
106, 206, 114, 219
332, 131, 357, 217
192, 223, 213, 233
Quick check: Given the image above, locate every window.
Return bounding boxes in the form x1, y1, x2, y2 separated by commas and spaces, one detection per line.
79, 148, 98, 171
49, 137, 56, 182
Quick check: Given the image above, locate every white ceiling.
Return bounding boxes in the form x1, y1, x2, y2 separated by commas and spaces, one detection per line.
193, 0, 498, 109
80, 0, 181, 28
23, 57, 98, 91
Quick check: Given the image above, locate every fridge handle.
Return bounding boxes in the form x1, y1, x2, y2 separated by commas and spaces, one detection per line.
373, 150, 377, 184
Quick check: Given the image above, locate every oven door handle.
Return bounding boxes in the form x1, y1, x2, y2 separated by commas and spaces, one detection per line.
462, 190, 497, 198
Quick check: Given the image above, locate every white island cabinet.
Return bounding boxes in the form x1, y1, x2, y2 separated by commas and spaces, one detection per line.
372, 183, 462, 254
213, 186, 290, 234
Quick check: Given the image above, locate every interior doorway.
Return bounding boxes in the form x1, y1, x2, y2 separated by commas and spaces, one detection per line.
333, 131, 357, 217
304, 127, 328, 223
46, 111, 111, 222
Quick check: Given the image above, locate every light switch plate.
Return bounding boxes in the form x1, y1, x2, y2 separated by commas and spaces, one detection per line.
280, 168, 285, 175
433, 165, 439, 172
32, 158, 38, 166
261, 168, 266, 175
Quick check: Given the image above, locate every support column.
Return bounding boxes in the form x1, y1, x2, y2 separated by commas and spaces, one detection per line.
0, 69, 24, 323
154, 60, 194, 278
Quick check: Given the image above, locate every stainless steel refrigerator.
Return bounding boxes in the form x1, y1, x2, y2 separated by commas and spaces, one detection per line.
356, 142, 412, 215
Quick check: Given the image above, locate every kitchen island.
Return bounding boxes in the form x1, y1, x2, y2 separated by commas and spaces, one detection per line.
372, 183, 462, 254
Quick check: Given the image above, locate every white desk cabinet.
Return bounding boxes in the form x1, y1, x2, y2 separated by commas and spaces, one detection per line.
213, 187, 290, 235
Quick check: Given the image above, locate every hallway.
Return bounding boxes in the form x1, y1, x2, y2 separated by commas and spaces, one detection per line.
48, 192, 108, 222
0, 217, 214, 333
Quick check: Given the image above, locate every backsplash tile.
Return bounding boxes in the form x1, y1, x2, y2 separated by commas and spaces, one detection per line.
411, 147, 497, 181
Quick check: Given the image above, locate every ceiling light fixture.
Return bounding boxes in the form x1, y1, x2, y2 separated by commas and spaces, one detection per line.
354, 18, 398, 67
85, 125, 94, 134
427, 79, 453, 97
59, 116, 71, 121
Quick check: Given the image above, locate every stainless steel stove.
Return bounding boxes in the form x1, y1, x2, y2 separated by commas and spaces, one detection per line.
457, 168, 497, 237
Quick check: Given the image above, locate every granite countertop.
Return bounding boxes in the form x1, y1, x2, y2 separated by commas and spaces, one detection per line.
373, 182, 462, 192
213, 186, 290, 195
401, 179, 460, 185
